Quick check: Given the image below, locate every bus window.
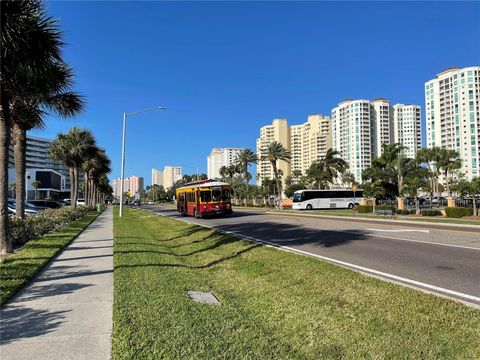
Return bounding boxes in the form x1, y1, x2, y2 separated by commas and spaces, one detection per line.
200, 191, 211, 203
222, 189, 231, 201
212, 189, 222, 201
293, 192, 302, 202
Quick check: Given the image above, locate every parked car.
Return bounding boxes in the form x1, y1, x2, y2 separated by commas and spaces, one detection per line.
8, 200, 47, 216
76, 198, 86, 206
147, 201, 154, 205
28, 200, 63, 209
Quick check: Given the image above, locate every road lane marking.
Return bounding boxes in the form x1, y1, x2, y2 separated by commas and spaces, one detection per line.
147, 210, 480, 306
367, 228, 430, 233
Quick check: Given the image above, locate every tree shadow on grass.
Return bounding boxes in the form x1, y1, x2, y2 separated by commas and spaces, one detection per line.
0, 305, 69, 344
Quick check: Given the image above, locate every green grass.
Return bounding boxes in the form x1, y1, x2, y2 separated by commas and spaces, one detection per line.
113, 207, 480, 359
0, 211, 101, 305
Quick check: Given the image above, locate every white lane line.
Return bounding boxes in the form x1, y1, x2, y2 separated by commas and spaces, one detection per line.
149, 210, 480, 305
367, 228, 430, 233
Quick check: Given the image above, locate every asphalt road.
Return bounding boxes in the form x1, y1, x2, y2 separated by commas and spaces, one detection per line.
142, 205, 480, 306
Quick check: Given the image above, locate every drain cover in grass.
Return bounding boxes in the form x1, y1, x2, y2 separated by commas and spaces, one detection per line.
187, 291, 221, 305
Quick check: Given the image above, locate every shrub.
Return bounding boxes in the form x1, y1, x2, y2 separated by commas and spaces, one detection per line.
445, 207, 473, 218
376, 205, 396, 212
421, 209, 442, 216
9, 205, 95, 247
396, 209, 411, 215
358, 205, 373, 213
409, 209, 417, 215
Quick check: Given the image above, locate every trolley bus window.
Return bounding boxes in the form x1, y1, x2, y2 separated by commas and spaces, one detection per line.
200, 191, 211, 203
222, 189, 231, 201
212, 189, 222, 201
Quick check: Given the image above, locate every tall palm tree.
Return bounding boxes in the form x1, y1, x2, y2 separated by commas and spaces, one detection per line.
309, 149, 348, 189
262, 141, 291, 200
10, 63, 84, 218
219, 166, 228, 181
1, 0, 65, 253
83, 148, 111, 206
49, 127, 96, 207
235, 148, 257, 198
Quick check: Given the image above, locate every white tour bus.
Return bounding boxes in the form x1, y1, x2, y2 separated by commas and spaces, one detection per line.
292, 189, 363, 210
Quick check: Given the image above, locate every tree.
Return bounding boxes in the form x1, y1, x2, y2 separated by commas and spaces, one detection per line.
342, 171, 356, 188
436, 148, 461, 195
31, 180, 41, 199
308, 149, 348, 189
262, 141, 291, 200
402, 164, 430, 214
1, 0, 67, 253
235, 148, 257, 198
363, 180, 385, 213
219, 166, 228, 181
11, 62, 84, 219
49, 127, 96, 207
457, 177, 480, 216
284, 183, 306, 198
82, 148, 111, 206
9, 183, 16, 198
416, 147, 438, 200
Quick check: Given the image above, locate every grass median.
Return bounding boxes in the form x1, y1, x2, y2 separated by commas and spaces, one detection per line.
113, 207, 480, 359
0, 210, 102, 305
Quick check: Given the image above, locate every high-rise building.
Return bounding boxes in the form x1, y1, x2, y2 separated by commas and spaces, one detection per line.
151, 166, 182, 188
129, 176, 144, 195
112, 178, 129, 198
370, 98, 393, 158
290, 114, 332, 174
207, 148, 243, 179
332, 99, 373, 182
256, 118, 291, 186
393, 104, 422, 159
425, 66, 480, 179
151, 168, 163, 187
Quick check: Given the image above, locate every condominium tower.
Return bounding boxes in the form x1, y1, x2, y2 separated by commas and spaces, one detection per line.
425, 66, 480, 179
256, 118, 291, 186
290, 114, 332, 174
151, 166, 183, 189
393, 104, 422, 159
112, 176, 144, 197
332, 99, 373, 182
207, 148, 243, 179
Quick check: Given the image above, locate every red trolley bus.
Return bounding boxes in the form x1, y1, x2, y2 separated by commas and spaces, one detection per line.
176, 180, 233, 218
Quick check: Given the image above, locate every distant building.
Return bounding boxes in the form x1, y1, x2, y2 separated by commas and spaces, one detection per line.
393, 104, 422, 159
151, 166, 182, 189
207, 148, 243, 179
112, 176, 143, 198
8, 168, 66, 200
256, 118, 291, 187
425, 66, 480, 180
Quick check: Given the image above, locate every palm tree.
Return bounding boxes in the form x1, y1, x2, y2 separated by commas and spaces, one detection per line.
262, 141, 291, 200
83, 148, 111, 206
11, 62, 84, 219
49, 127, 96, 207
1, 0, 66, 253
403, 165, 430, 214
226, 164, 238, 180
9, 183, 16, 199
235, 148, 257, 198
342, 171, 356, 188
219, 166, 228, 182
31, 180, 41, 199
309, 149, 348, 189
436, 148, 461, 195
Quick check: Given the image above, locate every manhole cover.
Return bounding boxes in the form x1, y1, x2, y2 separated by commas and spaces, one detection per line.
187, 291, 221, 305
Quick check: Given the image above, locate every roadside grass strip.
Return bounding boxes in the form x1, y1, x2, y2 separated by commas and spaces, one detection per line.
113, 208, 480, 359
0, 211, 101, 305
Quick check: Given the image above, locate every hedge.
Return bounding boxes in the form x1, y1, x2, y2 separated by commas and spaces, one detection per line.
421, 209, 442, 216
444, 207, 473, 218
358, 205, 373, 213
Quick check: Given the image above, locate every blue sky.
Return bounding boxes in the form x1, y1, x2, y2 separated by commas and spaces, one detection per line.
36, 1, 480, 184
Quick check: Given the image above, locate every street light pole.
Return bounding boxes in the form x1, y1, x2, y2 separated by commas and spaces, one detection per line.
119, 106, 166, 218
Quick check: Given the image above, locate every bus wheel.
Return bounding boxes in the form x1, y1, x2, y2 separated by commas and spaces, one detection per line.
348, 203, 354, 209
306, 204, 313, 210
193, 209, 200, 219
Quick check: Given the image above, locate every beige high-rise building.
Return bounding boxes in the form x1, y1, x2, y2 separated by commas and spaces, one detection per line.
129, 176, 144, 195
152, 166, 182, 189
290, 114, 332, 174
425, 66, 480, 180
256, 118, 291, 187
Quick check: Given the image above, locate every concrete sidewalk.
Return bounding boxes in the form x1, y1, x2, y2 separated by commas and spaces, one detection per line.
0, 207, 113, 360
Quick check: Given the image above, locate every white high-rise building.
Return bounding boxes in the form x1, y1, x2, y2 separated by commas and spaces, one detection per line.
207, 148, 243, 179
393, 104, 422, 159
290, 114, 332, 174
256, 118, 291, 187
425, 66, 480, 180
332, 99, 373, 182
